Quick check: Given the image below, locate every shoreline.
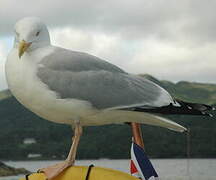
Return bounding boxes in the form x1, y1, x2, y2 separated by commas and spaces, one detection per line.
0, 161, 30, 177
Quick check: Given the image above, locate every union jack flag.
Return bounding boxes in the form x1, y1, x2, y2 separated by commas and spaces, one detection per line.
130, 142, 159, 180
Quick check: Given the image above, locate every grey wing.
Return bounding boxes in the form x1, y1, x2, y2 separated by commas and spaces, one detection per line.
40, 47, 125, 73
37, 48, 174, 109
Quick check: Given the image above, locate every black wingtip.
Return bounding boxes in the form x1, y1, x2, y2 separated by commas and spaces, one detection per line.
124, 100, 215, 117
201, 112, 214, 117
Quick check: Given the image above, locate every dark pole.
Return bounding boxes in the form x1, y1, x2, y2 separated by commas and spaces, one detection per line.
187, 128, 191, 159
186, 128, 191, 176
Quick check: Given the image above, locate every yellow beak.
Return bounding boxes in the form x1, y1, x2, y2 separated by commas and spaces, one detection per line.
18, 40, 32, 58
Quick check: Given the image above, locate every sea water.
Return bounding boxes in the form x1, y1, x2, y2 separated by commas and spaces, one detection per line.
1, 159, 216, 180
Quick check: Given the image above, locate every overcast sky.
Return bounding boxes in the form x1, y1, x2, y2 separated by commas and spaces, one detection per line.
0, 0, 216, 90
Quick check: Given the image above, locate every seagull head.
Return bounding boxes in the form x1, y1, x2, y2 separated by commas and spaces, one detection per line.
14, 17, 50, 58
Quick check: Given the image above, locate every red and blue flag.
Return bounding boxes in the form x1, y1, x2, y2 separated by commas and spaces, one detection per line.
130, 142, 159, 180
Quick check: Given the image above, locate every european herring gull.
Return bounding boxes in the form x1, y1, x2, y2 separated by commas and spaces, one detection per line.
5, 17, 214, 179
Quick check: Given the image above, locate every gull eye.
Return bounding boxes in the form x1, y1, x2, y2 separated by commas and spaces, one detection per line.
36, 31, 40, 36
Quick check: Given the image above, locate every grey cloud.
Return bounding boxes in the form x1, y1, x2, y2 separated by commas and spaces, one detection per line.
1, 0, 216, 44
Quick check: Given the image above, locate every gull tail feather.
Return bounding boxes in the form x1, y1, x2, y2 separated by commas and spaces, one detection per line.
86, 110, 186, 132
141, 114, 187, 132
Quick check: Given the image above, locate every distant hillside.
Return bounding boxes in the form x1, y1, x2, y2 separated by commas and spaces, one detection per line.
0, 75, 215, 160
141, 74, 216, 105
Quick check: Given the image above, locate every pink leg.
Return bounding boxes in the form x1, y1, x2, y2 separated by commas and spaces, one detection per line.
39, 122, 83, 179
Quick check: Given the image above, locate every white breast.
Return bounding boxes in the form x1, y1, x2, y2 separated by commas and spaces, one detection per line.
5, 47, 97, 125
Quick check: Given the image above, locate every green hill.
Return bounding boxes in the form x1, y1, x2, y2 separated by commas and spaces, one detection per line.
0, 76, 215, 160
141, 74, 216, 104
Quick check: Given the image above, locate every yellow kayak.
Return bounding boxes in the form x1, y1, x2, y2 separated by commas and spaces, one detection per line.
19, 166, 139, 180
